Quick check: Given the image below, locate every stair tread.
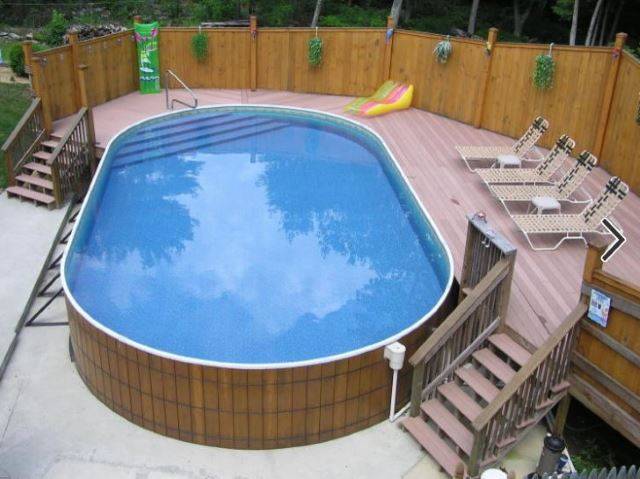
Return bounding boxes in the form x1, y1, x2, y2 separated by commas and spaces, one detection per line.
41, 140, 59, 149
473, 348, 517, 384
23, 162, 52, 175
33, 150, 53, 162
455, 365, 500, 403
438, 382, 483, 422
16, 174, 53, 189
402, 416, 465, 476
488, 333, 531, 367
6, 186, 55, 204
422, 399, 474, 455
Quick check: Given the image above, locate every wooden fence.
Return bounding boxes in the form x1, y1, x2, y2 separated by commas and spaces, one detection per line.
568, 239, 640, 448
24, 21, 640, 193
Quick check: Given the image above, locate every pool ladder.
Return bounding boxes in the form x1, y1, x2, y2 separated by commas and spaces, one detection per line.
165, 69, 199, 110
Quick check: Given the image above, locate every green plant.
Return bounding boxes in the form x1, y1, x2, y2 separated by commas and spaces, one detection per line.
433, 36, 452, 64
42, 10, 68, 47
7, 42, 45, 77
308, 35, 323, 67
532, 53, 556, 90
191, 32, 208, 62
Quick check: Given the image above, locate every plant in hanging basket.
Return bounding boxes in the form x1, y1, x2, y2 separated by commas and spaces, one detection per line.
191, 32, 208, 62
532, 53, 555, 90
308, 36, 323, 67
433, 36, 452, 64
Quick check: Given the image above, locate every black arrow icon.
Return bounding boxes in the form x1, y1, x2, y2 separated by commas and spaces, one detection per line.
601, 218, 626, 262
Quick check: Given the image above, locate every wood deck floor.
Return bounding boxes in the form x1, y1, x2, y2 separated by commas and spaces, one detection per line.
54, 89, 640, 348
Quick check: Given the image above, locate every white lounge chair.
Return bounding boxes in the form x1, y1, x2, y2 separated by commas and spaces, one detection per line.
476, 135, 575, 186
488, 150, 597, 213
511, 177, 628, 250
456, 116, 549, 171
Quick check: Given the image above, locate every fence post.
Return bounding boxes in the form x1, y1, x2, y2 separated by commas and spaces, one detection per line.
21, 41, 33, 80
582, 238, 607, 284
474, 27, 499, 128
67, 29, 83, 111
593, 32, 627, 157
250, 15, 258, 91
77, 64, 97, 174
31, 57, 53, 132
382, 16, 395, 81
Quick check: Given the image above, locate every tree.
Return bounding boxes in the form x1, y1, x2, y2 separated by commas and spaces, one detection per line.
390, 0, 403, 26
513, 0, 547, 37
585, 0, 605, 45
468, 0, 480, 34
570, 0, 579, 45
311, 0, 323, 27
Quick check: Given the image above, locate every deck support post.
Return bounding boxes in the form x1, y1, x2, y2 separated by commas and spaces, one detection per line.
77, 64, 97, 174
67, 29, 83, 111
250, 15, 258, 91
474, 27, 498, 128
593, 32, 627, 157
552, 393, 571, 436
382, 16, 395, 81
31, 58, 53, 133
409, 361, 425, 416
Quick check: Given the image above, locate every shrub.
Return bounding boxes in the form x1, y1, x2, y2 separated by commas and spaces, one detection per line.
42, 10, 68, 47
7, 42, 46, 77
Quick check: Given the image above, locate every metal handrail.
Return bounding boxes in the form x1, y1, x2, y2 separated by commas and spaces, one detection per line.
165, 69, 198, 110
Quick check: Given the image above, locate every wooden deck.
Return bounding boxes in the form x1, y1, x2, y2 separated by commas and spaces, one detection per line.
54, 88, 640, 348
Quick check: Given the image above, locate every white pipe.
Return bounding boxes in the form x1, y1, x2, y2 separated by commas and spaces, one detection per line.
389, 369, 399, 421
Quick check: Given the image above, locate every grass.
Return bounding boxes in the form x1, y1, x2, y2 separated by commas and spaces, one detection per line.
0, 82, 31, 188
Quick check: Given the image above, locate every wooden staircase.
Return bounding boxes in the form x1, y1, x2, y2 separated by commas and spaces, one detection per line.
402, 332, 535, 476
6, 134, 61, 208
402, 214, 584, 478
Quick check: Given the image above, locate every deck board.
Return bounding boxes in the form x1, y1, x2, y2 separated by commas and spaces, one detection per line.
53, 89, 640, 347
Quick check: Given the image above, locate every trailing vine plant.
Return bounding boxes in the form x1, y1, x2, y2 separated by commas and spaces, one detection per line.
433, 35, 452, 64
308, 27, 323, 67
191, 27, 208, 62
533, 43, 556, 91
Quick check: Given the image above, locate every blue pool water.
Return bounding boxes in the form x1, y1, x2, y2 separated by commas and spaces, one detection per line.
63, 107, 452, 366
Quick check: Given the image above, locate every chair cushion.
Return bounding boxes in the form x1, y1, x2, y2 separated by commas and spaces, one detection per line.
497, 154, 521, 168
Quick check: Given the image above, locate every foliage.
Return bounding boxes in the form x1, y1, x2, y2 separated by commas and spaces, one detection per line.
532, 53, 555, 90
191, 32, 208, 62
308, 36, 323, 67
193, 0, 238, 23
0, 83, 31, 188
258, 2, 295, 27
6, 42, 45, 77
41, 10, 68, 47
552, 0, 575, 20
433, 36, 452, 63
321, 4, 386, 27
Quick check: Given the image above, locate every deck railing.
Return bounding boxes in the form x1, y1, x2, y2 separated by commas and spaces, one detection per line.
409, 214, 516, 416
468, 303, 586, 475
49, 107, 95, 206
1, 98, 45, 186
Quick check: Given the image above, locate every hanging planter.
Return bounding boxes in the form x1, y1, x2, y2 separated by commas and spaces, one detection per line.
308, 27, 323, 67
191, 27, 208, 63
433, 35, 452, 64
533, 43, 556, 91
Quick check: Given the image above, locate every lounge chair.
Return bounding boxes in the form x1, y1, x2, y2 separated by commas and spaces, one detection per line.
476, 135, 575, 185
511, 176, 628, 250
456, 116, 549, 171
488, 150, 597, 212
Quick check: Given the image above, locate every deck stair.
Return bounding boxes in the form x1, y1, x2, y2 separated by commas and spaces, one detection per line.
402, 214, 584, 477
3, 100, 96, 209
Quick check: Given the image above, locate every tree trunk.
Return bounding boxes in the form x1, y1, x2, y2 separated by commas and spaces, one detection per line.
607, 0, 624, 43
513, 0, 537, 37
310, 0, 323, 28
597, 0, 611, 45
569, 0, 579, 45
390, 0, 404, 27
585, 0, 605, 45
402, 0, 413, 23
468, 0, 481, 35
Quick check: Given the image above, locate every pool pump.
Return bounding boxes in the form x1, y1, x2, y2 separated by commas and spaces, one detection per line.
384, 342, 406, 421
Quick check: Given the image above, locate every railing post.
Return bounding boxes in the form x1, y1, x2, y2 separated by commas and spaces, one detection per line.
51, 161, 63, 207
468, 430, 485, 477
497, 251, 516, 329
4, 149, 15, 186
582, 238, 607, 284
250, 15, 258, 91
382, 16, 395, 81
474, 27, 498, 128
593, 32, 627, 157
67, 28, 83, 111
31, 57, 53, 133
77, 64, 97, 174
409, 361, 425, 416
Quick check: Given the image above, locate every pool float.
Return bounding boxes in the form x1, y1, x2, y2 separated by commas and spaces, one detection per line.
344, 80, 413, 117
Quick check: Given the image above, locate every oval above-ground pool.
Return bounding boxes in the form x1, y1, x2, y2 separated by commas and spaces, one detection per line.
62, 105, 455, 448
